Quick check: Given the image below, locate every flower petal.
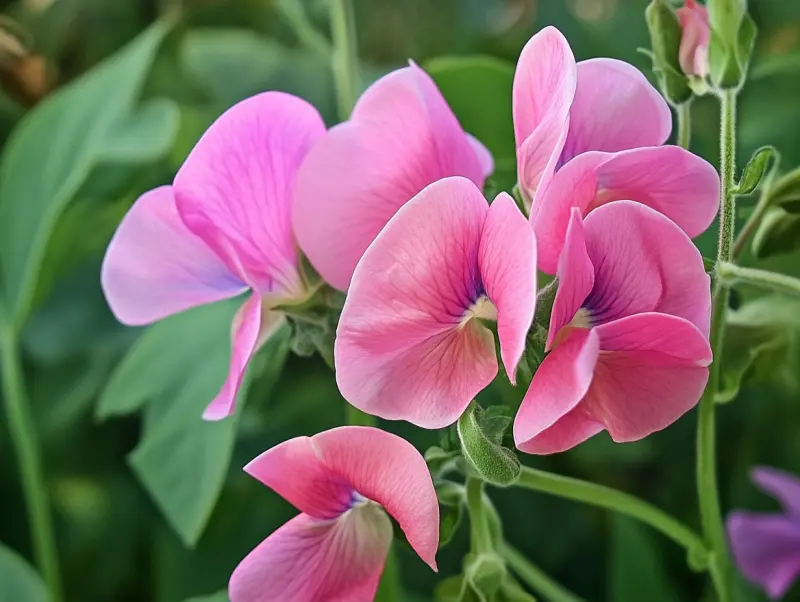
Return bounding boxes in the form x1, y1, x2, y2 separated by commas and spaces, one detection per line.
727, 512, 800, 600
561, 59, 671, 163
534, 146, 720, 274
677, 1, 710, 77
335, 177, 498, 429
584, 312, 711, 442
752, 467, 800, 518
229, 510, 392, 602
479, 193, 537, 384
293, 65, 486, 291
514, 328, 600, 454
582, 201, 711, 334
174, 92, 325, 295
101, 186, 247, 326
203, 294, 284, 420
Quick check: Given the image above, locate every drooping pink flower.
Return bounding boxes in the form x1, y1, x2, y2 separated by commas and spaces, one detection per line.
292, 63, 493, 292
514, 201, 712, 454
728, 467, 800, 600
677, 0, 711, 78
229, 426, 439, 602
513, 26, 720, 273
101, 92, 326, 420
335, 176, 536, 429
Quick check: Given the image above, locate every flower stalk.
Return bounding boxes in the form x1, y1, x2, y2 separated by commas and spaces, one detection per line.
717, 262, 800, 297
500, 543, 587, 602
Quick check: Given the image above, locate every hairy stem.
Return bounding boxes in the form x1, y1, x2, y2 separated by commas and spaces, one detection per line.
500, 543, 587, 602
466, 476, 494, 554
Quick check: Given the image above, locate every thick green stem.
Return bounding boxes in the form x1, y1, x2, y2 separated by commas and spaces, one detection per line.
517, 467, 706, 555
717, 262, 800, 297
676, 101, 692, 149
328, 0, 360, 121
696, 89, 738, 602
466, 476, 494, 554
500, 543, 587, 602
1, 326, 62, 602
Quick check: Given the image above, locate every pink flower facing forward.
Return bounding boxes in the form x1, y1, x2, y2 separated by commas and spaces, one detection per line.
513, 26, 720, 274
229, 426, 439, 602
677, 0, 711, 78
728, 467, 800, 600
101, 92, 326, 420
514, 201, 712, 454
335, 176, 537, 429
292, 62, 493, 291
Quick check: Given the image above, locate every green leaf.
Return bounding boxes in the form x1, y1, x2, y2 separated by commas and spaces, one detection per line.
182, 593, 229, 602
457, 403, 521, 487
426, 56, 516, 190
608, 516, 682, 602
0, 22, 171, 328
438, 483, 465, 548
0, 543, 48, 602
752, 208, 800, 259
768, 166, 800, 212
735, 146, 777, 196
100, 98, 180, 162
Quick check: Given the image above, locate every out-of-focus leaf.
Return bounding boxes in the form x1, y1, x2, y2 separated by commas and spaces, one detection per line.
0, 22, 171, 328
768, 166, 800, 212
100, 98, 180, 162
183, 592, 229, 602
608, 516, 682, 602
752, 208, 800, 259
0, 542, 48, 602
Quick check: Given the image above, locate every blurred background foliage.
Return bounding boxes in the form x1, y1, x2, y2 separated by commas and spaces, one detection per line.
0, 0, 799, 601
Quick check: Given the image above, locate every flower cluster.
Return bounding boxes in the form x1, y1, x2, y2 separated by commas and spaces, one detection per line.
102, 26, 719, 602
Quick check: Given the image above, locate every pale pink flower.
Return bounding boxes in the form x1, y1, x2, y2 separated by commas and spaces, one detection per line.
514, 201, 712, 454
229, 426, 439, 602
101, 92, 326, 420
677, 0, 711, 78
335, 176, 537, 429
292, 63, 493, 291
514, 27, 720, 273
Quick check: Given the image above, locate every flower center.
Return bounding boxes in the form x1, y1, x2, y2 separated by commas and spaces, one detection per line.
551, 308, 593, 349
463, 295, 498, 325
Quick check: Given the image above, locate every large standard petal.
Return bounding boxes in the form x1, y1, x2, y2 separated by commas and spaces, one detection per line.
582, 201, 711, 334
514, 328, 600, 455
752, 467, 800, 518
727, 512, 800, 600
101, 186, 247, 325
174, 92, 325, 295
561, 59, 671, 163
583, 313, 711, 442
229, 510, 392, 602
335, 177, 498, 429
479, 193, 537, 384
293, 64, 487, 291
534, 146, 720, 274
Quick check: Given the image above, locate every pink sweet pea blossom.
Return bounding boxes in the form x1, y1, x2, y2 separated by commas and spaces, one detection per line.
514, 201, 712, 454
335, 176, 537, 429
292, 63, 493, 291
677, 0, 711, 78
728, 467, 800, 600
514, 26, 720, 273
229, 426, 439, 602
101, 92, 326, 420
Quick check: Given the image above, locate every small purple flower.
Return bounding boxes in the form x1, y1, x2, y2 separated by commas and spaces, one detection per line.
727, 467, 800, 599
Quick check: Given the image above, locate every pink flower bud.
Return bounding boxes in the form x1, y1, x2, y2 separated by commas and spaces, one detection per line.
677, 0, 711, 77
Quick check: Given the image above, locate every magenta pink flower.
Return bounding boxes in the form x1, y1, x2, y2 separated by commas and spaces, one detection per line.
514, 201, 712, 454
728, 467, 800, 600
228, 426, 439, 602
335, 176, 537, 429
101, 92, 326, 420
677, 0, 711, 78
514, 27, 720, 273
292, 63, 493, 291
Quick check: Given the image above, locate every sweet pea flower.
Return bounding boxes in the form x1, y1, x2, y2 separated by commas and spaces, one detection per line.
335, 176, 537, 429
514, 201, 712, 454
292, 63, 493, 291
677, 0, 711, 78
102, 92, 325, 420
229, 426, 439, 602
728, 467, 800, 599
514, 26, 720, 273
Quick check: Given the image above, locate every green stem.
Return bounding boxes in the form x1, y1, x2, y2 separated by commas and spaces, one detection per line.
500, 543, 587, 602
732, 170, 779, 260
276, 0, 331, 57
466, 477, 494, 554
696, 89, 738, 602
676, 101, 692, 150
517, 467, 705, 555
328, 0, 360, 121
1, 326, 62, 602
717, 262, 800, 297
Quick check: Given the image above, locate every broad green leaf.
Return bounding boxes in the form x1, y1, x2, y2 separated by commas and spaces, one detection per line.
608, 516, 682, 602
0, 22, 171, 328
0, 543, 48, 602
426, 56, 516, 190
128, 325, 291, 547
101, 98, 180, 162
